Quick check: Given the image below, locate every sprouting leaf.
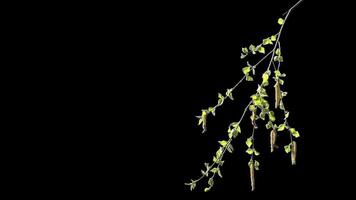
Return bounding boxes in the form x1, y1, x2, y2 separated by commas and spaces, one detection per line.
263, 37, 273, 45
259, 111, 266, 120
242, 66, 251, 75
249, 105, 256, 111
277, 123, 286, 131
198, 118, 203, 125
226, 89, 234, 100
274, 70, 281, 77
218, 93, 224, 99
275, 48, 281, 56
249, 44, 256, 54
268, 111, 276, 122
274, 55, 284, 62
254, 149, 260, 156
209, 107, 216, 116
284, 111, 290, 119
282, 91, 288, 97
217, 168, 222, 178
262, 72, 269, 86
190, 182, 196, 191
208, 177, 214, 186
279, 79, 284, 85
248, 158, 254, 167
246, 75, 254, 81
218, 98, 224, 106
266, 121, 273, 129
246, 137, 253, 147
258, 46, 265, 54
271, 35, 277, 41
246, 148, 254, 155
204, 187, 210, 192
234, 123, 241, 133
201, 170, 208, 177
278, 18, 284, 25
227, 144, 234, 153
290, 128, 300, 138
216, 147, 223, 159
279, 100, 285, 110
242, 47, 249, 54
219, 140, 228, 147
228, 128, 238, 138
241, 53, 247, 59
254, 160, 260, 170
284, 144, 291, 153
213, 156, 218, 163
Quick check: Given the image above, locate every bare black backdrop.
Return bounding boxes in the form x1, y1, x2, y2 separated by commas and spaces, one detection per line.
78, 0, 355, 197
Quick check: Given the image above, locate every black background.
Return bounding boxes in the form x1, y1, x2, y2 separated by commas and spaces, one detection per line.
62, 0, 355, 197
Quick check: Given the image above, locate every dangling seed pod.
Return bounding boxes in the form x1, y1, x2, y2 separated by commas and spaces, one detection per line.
270, 128, 277, 152
291, 141, 297, 165
274, 80, 281, 109
249, 160, 255, 191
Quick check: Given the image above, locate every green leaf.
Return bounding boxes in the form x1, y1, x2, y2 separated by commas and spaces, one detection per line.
279, 79, 284, 85
268, 111, 276, 122
246, 75, 254, 81
201, 170, 208, 177
219, 140, 228, 147
226, 89, 234, 100
249, 44, 256, 54
242, 66, 251, 75
277, 123, 286, 131
275, 48, 281, 56
218, 93, 224, 99
290, 128, 300, 138
284, 144, 291, 153
217, 168, 222, 178
227, 144, 234, 153
262, 72, 269, 86
216, 147, 223, 159
254, 149, 260, 156
278, 18, 284, 25
246, 148, 254, 155
190, 182, 196, 191
258, 46, 265, 54
271, 35, 277, 41
284, 111, 289, 119
274, 70, 281, 77
254, 160, 260, 170
263, 38, 273, 45
249, 105, 256, 111
246, 137, 253, 147
242, 47, 249, 54
208, 177, 214, 186
266, 121, 273, 129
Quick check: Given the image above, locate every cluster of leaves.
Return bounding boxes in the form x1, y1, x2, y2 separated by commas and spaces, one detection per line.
186, 13, 302, 192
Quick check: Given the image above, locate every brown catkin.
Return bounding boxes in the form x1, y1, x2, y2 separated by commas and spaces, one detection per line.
270, 129, 276, 152
249, 163, 255, 191
274, 81, 281, 109
291, 141, 297, 165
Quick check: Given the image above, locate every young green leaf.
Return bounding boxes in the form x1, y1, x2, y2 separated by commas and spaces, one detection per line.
242, 66, 251, 75
275, 48, 281, 56
254, 160, 260, 170
227, 144, 234, 153
254, 149, 260, 156
290, 128, 300, 138
226, 89, 234, 100
208, 177, 214, 186
219, 140, 228, 147
242, 47, 249, 54
284, 144, 291, 153
218, 93, 224, 99
246, 75, 254, 81
246, 137, 253, 147
271, 35, 277, 41
258, 46, 265, 54
278, 18, 284, 25
277, 123, 286, 131
263, 37, 273, 45
246, 148, 254, 155
204, 187, 210, 192
266, 121, 273, 129
268, 111, 276, 122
